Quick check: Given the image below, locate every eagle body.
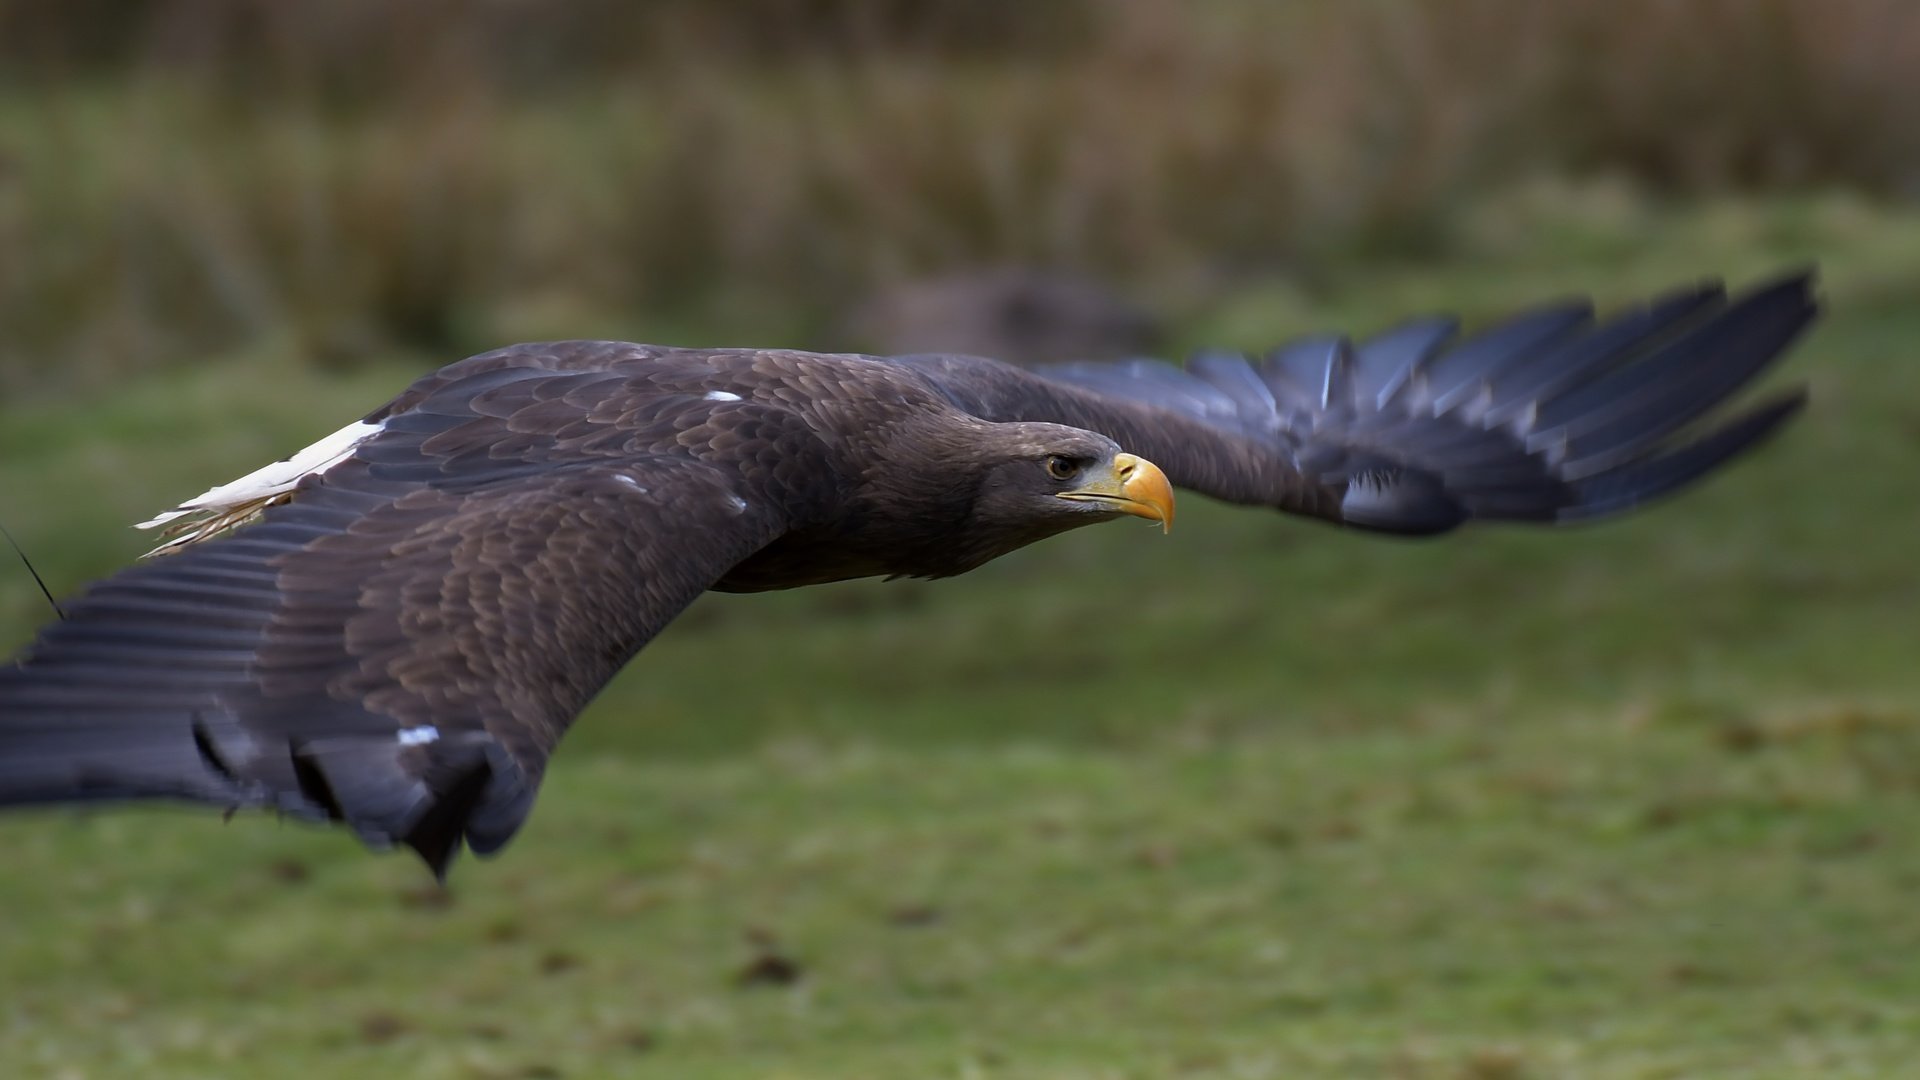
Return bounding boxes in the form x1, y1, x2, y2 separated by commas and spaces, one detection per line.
0, 275, 1816, 876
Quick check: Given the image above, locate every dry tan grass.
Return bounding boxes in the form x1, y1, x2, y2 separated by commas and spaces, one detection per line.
2, 0, 1915, 386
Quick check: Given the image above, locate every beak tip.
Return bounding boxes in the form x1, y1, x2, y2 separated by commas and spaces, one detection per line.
1118, 454, 1175, 533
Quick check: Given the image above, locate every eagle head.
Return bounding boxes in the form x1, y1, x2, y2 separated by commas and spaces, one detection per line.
936, 422, 1173, 575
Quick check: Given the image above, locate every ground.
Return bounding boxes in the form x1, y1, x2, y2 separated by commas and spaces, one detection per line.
2, 198, 1917, 1078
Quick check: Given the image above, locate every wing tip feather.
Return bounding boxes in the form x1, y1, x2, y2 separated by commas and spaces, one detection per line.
1558, 387, 1807, 523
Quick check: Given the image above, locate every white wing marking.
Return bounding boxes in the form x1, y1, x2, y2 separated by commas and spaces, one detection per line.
134, 419, 384, 556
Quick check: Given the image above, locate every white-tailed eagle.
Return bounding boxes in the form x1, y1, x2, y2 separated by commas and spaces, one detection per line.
0, 274, 1815, 877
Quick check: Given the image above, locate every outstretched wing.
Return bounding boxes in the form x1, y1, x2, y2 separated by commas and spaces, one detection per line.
0, 353, 835, 876
907, 273, 1814, 534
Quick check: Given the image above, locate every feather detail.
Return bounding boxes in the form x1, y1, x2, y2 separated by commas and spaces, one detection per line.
135, 420, 383, 556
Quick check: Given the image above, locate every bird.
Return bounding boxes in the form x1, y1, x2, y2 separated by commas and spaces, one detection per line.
0, 272, 1815, 879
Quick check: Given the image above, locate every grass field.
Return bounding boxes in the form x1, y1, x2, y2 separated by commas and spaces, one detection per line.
2, 197, 1918, 1078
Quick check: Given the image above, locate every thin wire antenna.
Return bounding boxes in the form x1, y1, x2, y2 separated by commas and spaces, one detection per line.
0, 520, 64, 620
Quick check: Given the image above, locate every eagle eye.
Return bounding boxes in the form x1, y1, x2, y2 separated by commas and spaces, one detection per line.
1045, 455, 1082, 481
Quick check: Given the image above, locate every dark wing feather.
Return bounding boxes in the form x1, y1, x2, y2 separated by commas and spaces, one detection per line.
907, 273, 1813, 534
0, 354, 835, 876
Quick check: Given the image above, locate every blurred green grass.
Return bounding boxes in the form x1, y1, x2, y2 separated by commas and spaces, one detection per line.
1, 197, 1917, 1077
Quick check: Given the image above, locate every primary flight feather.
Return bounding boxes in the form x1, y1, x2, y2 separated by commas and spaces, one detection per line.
0, 273, 1814, 877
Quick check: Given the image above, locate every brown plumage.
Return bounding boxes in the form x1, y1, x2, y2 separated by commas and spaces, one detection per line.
0, 274, 1815, 877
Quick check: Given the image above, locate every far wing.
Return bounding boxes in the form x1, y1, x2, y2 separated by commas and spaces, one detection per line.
908, 273, 1814, 533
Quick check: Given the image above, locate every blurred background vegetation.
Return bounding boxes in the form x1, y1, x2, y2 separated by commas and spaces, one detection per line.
5, 2, 1920, 1078
4, 0, 1920, 387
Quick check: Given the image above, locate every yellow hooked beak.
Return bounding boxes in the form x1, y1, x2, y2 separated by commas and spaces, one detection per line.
1057, 452, 1175, 533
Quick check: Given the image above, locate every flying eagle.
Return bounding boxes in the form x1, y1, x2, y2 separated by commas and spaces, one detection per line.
0, 274, 1815, 877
